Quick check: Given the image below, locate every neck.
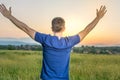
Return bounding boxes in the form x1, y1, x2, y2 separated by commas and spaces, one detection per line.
54, 32, 63, 39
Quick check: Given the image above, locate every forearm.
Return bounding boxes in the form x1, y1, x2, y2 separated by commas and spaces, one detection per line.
8, 15, 34, 33
83, 17, 100, 34
79, 17, 100, 41
0, 4, 37, 39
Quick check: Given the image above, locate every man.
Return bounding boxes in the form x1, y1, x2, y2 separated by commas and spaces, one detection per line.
0, 4, 107, 80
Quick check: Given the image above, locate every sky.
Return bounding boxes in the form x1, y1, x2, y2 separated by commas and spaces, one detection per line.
0, 0, 120, 46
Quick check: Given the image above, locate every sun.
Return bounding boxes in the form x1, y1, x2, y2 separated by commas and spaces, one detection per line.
63, 18, 84, 36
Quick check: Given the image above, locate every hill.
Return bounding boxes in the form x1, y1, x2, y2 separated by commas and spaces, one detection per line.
0, 37, 39, 45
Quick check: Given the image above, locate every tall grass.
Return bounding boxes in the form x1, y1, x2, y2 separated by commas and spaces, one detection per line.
0, 50, 120, 80
70, 54, 120, 80
0, 50, 42, 80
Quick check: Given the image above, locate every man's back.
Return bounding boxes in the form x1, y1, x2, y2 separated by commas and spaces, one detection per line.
35, 32, 80, 80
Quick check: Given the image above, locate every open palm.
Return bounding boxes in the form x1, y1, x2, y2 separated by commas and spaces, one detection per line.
96, 5, 107, 19
0, 4, 12, 18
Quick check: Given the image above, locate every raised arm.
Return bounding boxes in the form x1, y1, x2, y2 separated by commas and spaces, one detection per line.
79, 5, 107, 42
0, 4, 36, 39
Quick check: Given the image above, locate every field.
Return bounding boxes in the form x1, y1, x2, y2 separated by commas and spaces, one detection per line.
0, 50, 120, 80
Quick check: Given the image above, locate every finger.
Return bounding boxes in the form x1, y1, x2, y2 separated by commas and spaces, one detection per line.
101, 9, 107, 15
103, 6, 106, 9
104, 10, 107, 14
98, 5, 103, 13
0, 5, 3, 11
0, 4, 2, 7
102, 6, 106, 11
96, 9, 98, 13
101, 10, 107, 17
100, 5, 103, 11
0, 7, 1, 12
101, 6, 106, 13
1, 4, 6, 9
9, 7, 11, 13
0, 4, 2, 9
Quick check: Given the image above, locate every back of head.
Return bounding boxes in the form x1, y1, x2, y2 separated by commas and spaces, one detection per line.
52, 17, 65, 32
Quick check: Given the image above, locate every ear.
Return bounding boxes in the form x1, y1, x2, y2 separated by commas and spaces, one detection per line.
61, 26, 65, 32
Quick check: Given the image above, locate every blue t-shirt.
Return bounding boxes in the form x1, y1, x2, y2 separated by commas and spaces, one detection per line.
35, 32, 80, 80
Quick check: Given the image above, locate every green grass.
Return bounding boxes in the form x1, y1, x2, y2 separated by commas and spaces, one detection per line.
0, 50, 120, 80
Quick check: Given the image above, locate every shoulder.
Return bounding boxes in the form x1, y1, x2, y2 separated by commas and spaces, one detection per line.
66, 34, 80, 41
35, 32, 49, 38
34, 32, 50, 44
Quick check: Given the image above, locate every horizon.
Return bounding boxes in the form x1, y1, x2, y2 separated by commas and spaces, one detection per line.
0, 0, 120, 46
0, 37, 120, 47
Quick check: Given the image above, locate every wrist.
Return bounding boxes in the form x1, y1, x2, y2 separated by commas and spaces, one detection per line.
96, 16, 100, 21
7, 15, 13, 20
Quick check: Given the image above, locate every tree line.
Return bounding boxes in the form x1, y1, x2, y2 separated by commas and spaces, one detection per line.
0, 45, 42, 51
73, 45, 120, 54
0, 45, 120, 54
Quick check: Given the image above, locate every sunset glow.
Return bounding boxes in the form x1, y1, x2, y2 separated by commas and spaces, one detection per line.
64, 17, 84, 36
0, 0, 120, 46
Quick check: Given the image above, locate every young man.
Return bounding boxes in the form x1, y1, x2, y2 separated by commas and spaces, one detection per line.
0, 4, 107, 80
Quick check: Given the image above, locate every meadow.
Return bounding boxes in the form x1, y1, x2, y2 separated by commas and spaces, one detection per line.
0, 50, 120, 80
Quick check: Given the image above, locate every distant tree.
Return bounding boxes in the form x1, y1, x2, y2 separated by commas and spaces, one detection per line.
90, 46, 96, 53
7, 45, 15, 50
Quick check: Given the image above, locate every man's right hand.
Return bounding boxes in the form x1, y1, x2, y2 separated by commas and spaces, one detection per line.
0, 4, 12, 19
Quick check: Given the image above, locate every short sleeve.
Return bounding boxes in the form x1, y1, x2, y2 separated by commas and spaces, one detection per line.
67, 34, 80, 47
34, 32, 48, 44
